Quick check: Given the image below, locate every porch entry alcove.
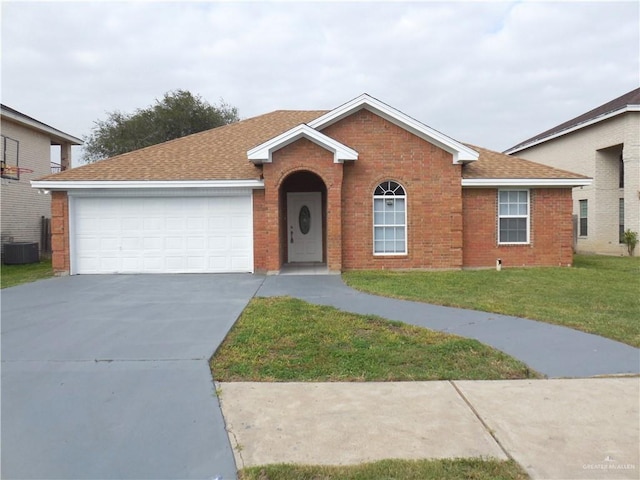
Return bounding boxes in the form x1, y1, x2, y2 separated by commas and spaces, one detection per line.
280, 170, 327, 268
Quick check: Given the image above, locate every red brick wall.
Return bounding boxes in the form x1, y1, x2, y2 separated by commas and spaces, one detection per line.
322, 109, 463, 270
462, 188, 574, 268
51, 191, 70, 274
256, 138, 344, 272
252, 189, 267, 273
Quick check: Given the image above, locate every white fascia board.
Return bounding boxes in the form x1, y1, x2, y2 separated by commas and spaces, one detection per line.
308, 94, 479, 164
462, 178, 593, 187
247, 124, 358, 164
505, 106, 639, 154
31, 179, 265, 191
1, 108, 83, 145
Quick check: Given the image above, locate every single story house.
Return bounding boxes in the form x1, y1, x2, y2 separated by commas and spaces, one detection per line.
32, 94, 590, 275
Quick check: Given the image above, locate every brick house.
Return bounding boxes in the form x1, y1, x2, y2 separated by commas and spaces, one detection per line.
1, 105, 82, 255
32, 94, 589, 275
505, 88, 639, 256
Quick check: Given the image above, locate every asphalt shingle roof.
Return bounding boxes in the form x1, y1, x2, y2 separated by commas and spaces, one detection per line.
38, 109, 587, 183
462, 145, 589, 180
507, 87, 640, 152
41, 110, 327, 181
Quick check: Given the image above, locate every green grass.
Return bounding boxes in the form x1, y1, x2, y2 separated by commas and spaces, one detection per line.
1, 259, 54, 289
239, 458, 529, 480
211, 297, 539, 382
343, 255, 640, 348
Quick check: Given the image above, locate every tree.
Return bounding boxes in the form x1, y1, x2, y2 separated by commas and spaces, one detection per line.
82, 90, 239, 162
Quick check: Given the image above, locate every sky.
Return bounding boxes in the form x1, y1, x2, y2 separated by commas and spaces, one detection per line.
2, 1, 639, 164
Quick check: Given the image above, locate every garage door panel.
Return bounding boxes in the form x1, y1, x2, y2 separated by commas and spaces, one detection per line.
208, 256, 229, 271
207, 236, 230, 251
231, 256, 251, 271
166, 217, 186, 231
142, 237, 163, 250
73, 195, 252, 274
121, 257, 142, 271
121, 236, 142, 250
165, 237, 184, 250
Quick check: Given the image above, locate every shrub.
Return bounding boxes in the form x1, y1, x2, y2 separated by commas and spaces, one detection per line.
622, 229, 638, 256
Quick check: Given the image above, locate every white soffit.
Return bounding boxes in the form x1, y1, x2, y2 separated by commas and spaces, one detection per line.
31, 179, 265, 191
247, 124, 358, 164
308, 94, 479, 164
461, 178, 593, 187
1, 106, 83, 145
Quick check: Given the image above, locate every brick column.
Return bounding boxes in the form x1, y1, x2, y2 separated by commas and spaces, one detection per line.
326, 165, 343, 272
51, 191, 70, 274
60, 143, 72, 170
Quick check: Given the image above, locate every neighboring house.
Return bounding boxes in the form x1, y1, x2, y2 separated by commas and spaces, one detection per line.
1, 105, 83, 254
505, 88, 640, 256
32, 94, 589, 275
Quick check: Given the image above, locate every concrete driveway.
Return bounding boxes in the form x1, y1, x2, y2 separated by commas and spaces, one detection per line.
1, 274, 264, 480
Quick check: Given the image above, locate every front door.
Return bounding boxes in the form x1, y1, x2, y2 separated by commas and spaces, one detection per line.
287, 192, 322, 263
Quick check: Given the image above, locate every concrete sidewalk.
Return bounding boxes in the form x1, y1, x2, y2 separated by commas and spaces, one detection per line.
219, 377, 640, 480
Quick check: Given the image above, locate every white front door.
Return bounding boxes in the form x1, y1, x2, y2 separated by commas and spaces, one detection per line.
287, 192, 322, 263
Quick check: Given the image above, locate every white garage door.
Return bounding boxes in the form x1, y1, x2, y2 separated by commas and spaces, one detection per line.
72, 195, 253, 274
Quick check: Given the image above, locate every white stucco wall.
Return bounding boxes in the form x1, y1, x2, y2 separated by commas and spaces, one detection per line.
1, 119, 53, 252
512, 112, 640, 256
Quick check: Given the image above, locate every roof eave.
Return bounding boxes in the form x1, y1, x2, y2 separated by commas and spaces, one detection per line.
462, 178, 592, 187
308, 93, 479, 164
31, 179, 265, 191
1, 106, 83, 145
505, 106, 639, 154
247, 124, 358, 164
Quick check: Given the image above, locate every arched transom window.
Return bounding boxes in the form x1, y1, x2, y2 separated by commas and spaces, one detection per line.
373, 180, 407, 254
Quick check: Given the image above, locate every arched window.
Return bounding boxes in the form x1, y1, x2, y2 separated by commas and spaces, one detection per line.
373, 180, 407, 254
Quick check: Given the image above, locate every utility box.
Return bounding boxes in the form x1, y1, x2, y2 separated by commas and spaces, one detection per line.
3, 242, 39, 265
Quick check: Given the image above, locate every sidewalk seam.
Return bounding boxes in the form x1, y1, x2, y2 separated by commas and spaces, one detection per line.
215, 382, 245, 472
449, 380, 513, 461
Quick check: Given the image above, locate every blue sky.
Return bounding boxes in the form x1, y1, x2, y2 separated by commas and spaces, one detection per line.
2, 1, 638, 162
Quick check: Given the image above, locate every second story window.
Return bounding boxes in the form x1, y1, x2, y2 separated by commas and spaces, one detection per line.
1, 135, 20, 180
619, 153, 624, 189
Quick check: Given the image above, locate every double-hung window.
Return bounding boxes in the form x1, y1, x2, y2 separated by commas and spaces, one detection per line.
579, 200, 588, 237
373, 181, 406, 254
498, 190, 529, 244
619, 198, 624, 244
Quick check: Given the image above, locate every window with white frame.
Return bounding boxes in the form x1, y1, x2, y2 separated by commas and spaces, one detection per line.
498, 190, 529, 244
579, 199, 588, 237
373, 181, 406, 254
619, 198, 624, 244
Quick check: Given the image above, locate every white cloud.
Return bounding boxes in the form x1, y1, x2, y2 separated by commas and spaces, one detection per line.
1, 0, 638, 160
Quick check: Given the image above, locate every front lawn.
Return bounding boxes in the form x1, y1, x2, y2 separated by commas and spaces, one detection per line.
343, 255, 640, 347
239, 458, 529, 480
211, 297, 539, 381
1, 259, 54, 289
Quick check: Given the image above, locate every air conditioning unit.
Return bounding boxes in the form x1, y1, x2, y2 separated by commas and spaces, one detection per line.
3, 242, 39, 265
